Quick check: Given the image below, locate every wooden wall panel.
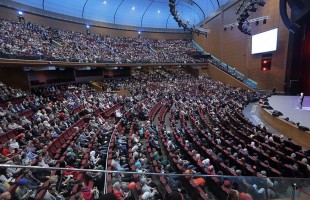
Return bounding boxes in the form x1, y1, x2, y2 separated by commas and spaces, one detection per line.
193, 0, 289, 92
206, 64, 253, 91
0, 67, 30, 91
194, 15, 221, 57
258, 106, 310, 149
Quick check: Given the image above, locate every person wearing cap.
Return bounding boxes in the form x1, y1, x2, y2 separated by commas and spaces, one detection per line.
15, 179, 32, 200
222, 180, 239, 199
0, 192, 11, 200
122, 182, 137, 200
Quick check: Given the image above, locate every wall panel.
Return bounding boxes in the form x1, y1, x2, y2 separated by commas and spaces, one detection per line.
0, 67, 30, 91
194, 0, 289, 91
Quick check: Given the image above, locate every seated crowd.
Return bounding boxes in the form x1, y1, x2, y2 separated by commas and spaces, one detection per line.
0, 68, 309, 200
0, 18, 206, 63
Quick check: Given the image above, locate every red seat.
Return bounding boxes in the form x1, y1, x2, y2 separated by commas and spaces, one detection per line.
165, 185, 172, 194
0, 135, 7, 144
35, 189, 47, 200
197, 187, 210, 200
49, 144, 58, 155
54, 140, 62, 149
160, 177, 167, 185
58, 136, 66, 145
7, 131, 16, 140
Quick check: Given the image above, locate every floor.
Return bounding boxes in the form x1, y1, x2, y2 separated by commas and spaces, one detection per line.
243, 102, 280, 135
267, 95, 310, 127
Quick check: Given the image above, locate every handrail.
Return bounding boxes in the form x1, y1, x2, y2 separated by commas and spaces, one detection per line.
103, 116, 123, 193
0, 58, 208, 67
1, 164, 307, 180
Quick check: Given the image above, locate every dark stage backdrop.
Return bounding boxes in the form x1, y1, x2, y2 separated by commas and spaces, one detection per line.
301, 21, 310, 95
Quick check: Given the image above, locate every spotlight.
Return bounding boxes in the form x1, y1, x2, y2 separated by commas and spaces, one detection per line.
255, 21, 259, 26
86, 25, 90, 29
138, 31, 141, 35
263, 19, 267, 24
249, 5, 257, 12
17, 11, 25, 24
257, 0, 266, 7
241, 12, 249, 18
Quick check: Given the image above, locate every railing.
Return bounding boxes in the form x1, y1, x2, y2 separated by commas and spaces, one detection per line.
0, 164, 309, 200
191, 40, 258, 89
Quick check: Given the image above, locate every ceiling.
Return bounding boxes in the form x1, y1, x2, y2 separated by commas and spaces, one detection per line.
12, 0, 229, 29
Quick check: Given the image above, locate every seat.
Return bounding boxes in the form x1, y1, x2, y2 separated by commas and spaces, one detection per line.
0, 134, 7, 144
160, 177, 167, 185
35, 189, 47, 200
197, 187, 210, 200
54, 140, 62, 149
7, 130, 16, 140
165, 185, 172, 194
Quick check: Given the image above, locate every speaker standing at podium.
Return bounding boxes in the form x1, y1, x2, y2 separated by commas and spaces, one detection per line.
299, 92, 304, 109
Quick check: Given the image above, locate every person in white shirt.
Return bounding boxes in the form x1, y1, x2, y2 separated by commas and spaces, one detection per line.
9, 139, 19, 150
7, 122, 22, 130
44, 186, 64, 200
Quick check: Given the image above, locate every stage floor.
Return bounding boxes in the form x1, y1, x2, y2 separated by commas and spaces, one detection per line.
268, 95, 310, 127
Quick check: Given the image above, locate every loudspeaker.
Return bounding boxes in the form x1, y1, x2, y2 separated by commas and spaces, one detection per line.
298, 126, 310, 131
272, 110, 283, 116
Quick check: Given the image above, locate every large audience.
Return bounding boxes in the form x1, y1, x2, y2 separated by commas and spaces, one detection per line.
0, 68, 309, 200
0, 18, 206, 63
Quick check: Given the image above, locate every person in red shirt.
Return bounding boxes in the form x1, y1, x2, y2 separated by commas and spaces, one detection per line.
112, 182, 124, 200
78, 182, 93, 200
1, 146, 11, 157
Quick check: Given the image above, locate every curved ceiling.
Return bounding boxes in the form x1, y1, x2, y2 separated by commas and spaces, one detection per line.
12, 0, 229, 29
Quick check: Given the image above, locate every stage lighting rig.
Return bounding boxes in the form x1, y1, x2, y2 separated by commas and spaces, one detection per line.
234, 0, 267, 35
168, 0, 209, 37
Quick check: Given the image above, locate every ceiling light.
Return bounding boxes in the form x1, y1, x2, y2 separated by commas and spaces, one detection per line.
132, 6, 135, 11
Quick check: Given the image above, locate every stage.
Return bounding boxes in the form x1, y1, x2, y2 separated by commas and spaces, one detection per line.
268, 95, 310, 128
